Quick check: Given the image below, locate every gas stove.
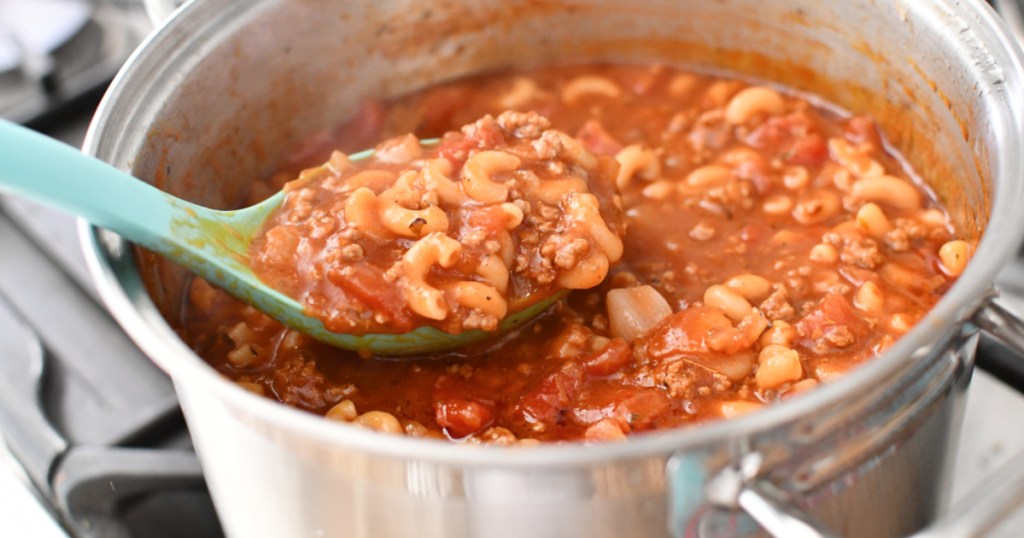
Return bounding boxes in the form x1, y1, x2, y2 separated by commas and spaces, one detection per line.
0, 3, 220, 536
0, 0, 149, 126
3, 1, 1024, 537
0, 146, 221, 538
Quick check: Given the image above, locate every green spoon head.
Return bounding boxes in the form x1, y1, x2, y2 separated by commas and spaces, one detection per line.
285, 290, 566, 356
164, 142, 564, 356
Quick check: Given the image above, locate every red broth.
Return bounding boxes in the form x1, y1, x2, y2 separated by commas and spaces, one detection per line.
179, 64, 967, 443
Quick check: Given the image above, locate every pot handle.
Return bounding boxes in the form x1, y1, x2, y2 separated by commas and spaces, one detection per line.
142, 0, 186, 27
698, 453, 838, 538
684, 297, 1024, 538
905, 298, 1024, 537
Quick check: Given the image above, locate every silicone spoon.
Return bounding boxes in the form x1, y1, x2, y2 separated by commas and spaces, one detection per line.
0, 120, 562, 355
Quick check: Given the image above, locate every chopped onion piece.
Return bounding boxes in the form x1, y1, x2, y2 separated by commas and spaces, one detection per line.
607, 285, 673, 342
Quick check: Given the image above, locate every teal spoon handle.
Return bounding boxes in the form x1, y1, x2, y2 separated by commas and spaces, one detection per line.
0, 120, 313, 345
0, 120, 561, 355
0, 119, 203, 253
0, 119, 281, 305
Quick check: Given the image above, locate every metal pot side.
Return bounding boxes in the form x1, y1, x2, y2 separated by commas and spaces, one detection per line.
79, 1, 1024, 537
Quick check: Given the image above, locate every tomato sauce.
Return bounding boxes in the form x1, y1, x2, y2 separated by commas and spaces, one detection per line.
178, 64, 967, 444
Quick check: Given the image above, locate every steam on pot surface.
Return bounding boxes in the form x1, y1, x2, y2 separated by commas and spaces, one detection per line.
170, 64, 970, 443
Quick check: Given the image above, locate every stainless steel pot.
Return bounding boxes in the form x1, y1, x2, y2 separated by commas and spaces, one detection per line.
78, 0, 1024, 536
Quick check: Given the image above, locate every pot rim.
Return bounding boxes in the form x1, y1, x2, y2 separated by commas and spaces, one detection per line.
79, 0, 1024, 467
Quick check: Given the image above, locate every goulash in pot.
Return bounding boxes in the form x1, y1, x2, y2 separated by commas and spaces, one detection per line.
180, 64, 970, 443
250, 112, 624, 336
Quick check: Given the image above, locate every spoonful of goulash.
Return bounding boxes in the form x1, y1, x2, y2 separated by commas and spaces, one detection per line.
249, 112, 624, 352
0, 112, 624, 355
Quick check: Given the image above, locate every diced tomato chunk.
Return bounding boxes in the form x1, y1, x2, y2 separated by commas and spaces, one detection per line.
734, 159, 773, 194
327, 264, 414, 332
516, 361, 585, 425
794, 293, 869, 354
796, 293, 868, 337
582, 338, 633, 376
465, 204, 510, 237
615, 388, 671, 430
464, 118, 507, 148
572, 385, 671, 431
437, 119, 507, 165
706, 312, 768, 355
435, 398, 496, 438
784, 133, 828, 165
745, 113, 816, 152
636, 306, 733, 362
433, 374, 500, 438
259, 226, 302, 267
744, 116, 791, 149
576, 120, 624, 155
437, 136, 477, 165
584, 418, 627, 441
844, 116, 882, 147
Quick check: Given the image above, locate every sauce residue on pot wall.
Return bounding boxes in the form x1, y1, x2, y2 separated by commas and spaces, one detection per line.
138, 1, 988, 245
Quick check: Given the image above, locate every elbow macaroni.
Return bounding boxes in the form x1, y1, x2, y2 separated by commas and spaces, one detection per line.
476, 254, 510, 294
398, 232, 462, 320
462, 150, 519, 203
614, 144, 661, 190
724, 86, 785, 124
565, 192, 624, 263
255, 111, 625, 335
423, 157, 467, 205
344, 186, 449, 239
445, 281, 508, 320
561, 75, 622, 104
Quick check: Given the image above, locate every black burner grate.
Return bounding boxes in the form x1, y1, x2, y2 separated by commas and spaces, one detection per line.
0, 0, 149, 125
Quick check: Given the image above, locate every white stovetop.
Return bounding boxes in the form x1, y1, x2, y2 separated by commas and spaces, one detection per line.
0, 438, 64, 537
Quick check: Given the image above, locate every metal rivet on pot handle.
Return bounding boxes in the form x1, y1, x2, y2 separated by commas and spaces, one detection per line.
142, 0, 187, 28
669, 451, 838, 537
705, 454, 837, 538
